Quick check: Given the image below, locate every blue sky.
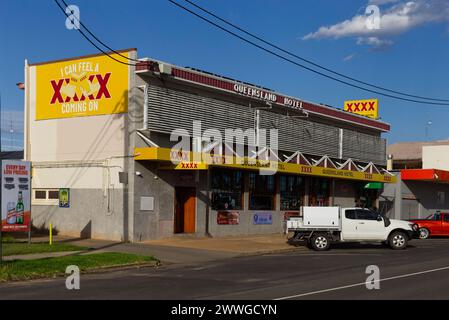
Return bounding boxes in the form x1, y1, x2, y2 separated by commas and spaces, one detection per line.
1, 0, 449, 150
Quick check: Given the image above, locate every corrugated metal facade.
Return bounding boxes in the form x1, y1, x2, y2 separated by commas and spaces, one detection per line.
147, 84, 386, 164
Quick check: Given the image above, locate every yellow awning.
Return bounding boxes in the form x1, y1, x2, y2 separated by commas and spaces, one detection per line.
134, 147, 396, 183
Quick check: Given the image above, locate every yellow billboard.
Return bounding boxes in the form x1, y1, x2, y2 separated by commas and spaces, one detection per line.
35, 52, 130, 120
344, 99, 379, 119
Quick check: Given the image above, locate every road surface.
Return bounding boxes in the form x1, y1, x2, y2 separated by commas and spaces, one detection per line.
2, 238, 449, 300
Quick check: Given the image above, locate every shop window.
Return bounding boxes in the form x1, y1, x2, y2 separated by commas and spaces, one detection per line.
309, 178, 330, 206
48, 190, 59, 199
355, 182, 380, 209
280, 175, 304, 211
34, 190, 47, 199
249, 173, 276, 210
32, 189, 59, 206
211, 169, 243, 210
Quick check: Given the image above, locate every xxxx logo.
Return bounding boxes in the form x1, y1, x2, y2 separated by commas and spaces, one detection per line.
50, 73, 111, 104
180, 162, 199, 169
345, 101, 376, 112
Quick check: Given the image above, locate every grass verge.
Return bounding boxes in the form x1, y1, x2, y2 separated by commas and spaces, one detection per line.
0, 252, 156, 282
1, 242, 88, 256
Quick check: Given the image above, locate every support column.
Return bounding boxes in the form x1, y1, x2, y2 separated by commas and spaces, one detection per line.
394, 173, 402, 220
304, 177, 310, 207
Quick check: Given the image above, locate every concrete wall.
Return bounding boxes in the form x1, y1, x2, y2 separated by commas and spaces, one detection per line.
380, 172, 400, 219
402, 180, 449, 219
423, 145, 449, 170
32, 189, 124, 240
381, 172, 449, 220
132, 160, 208, 240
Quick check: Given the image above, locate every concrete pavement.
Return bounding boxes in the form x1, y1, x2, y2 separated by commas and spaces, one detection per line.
5, 233, 299, 265
71, 233, 300, 264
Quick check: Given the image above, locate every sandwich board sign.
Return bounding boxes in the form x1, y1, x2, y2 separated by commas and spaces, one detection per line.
1, 160, 31, 232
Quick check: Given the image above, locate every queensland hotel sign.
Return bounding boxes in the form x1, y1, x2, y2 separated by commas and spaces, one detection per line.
35, 51, 130, 120
233, 84, 303, 110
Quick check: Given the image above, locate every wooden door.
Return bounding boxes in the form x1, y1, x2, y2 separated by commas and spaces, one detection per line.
174, 187, 196, 234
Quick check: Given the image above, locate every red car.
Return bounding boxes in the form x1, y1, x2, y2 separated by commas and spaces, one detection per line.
409, 212, 449, 239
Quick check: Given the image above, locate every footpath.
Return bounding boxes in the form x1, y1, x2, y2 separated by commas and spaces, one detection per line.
5, 233, 303, 265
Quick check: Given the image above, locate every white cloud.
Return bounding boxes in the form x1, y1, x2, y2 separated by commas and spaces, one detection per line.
303, 0, 449, 47
356, 36, 393, 47
368, 0, 401, 5
343, 53, 357, 61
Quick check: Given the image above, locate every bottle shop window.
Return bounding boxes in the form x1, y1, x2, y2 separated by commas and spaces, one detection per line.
32, 189, 59, 205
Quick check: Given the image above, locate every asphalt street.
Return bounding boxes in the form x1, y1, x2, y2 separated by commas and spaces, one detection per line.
2, 238, 449, 300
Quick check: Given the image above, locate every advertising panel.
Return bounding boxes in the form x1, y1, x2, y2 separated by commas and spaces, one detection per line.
344, 99, 379, 119
35, 51, 130, 120
59, 188, 70, 208
253, 212, 273, 225
217, 211, 239, 225
1, 160, 31, 232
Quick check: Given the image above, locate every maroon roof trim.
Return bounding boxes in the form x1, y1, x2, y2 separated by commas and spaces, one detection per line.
136, 61, 390, 132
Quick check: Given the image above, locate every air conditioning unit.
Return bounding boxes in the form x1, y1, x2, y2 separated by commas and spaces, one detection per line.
159, 63, 172, 75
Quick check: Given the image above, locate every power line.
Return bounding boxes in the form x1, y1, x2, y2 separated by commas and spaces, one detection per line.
59, 0, 140, 64
181, 0, 449, 103
53, 0, 138, 67
53, 0, 449, 105
168, 0, 449, 106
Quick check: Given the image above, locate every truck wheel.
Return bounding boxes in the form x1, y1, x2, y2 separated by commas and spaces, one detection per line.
419, 228, 430, 239
310, 234, 331, 251
389, 231, 408, 250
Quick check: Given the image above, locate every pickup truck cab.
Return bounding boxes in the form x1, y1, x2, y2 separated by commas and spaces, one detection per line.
409, 212, 449, 239
287, 207, 420, 251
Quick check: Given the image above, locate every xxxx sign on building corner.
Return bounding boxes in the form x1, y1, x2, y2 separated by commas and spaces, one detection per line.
35, 51, 131, 120
344, 99, 379, 120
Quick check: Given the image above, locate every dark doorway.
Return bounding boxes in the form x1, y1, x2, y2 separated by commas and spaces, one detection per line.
174, 187, 196, 234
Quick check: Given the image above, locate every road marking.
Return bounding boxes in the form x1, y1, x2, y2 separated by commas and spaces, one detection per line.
275, 265, 449, 300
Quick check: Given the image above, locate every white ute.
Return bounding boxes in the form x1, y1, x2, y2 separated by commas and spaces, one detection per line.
287, 207, 420, 251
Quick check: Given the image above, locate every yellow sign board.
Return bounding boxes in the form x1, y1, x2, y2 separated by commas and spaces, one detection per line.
134, 147, 396, 183
35, 52, 130, 120
344, 99, 379, 119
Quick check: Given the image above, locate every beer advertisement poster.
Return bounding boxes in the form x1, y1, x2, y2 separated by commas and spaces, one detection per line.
1, 160, 31, 232
217, 211, 239, 225
59, 188, 70, 208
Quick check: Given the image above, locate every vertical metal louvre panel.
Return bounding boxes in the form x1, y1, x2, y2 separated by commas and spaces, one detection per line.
147, 85, 254, 136
147, 84, 386, 165
342, 129, 386, 165
259, 110, 340, 157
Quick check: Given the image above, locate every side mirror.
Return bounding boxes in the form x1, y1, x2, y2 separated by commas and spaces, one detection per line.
377, 215, 383, 222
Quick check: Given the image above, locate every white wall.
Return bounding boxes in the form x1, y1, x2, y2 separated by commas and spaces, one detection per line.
423, 145, 449, 170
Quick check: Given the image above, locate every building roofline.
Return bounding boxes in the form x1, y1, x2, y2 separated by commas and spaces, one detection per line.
136, 58, 391, 132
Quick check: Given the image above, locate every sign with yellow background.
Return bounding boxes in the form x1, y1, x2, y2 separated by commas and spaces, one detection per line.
36, 52, 130, 120
344, 99, 379, 119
